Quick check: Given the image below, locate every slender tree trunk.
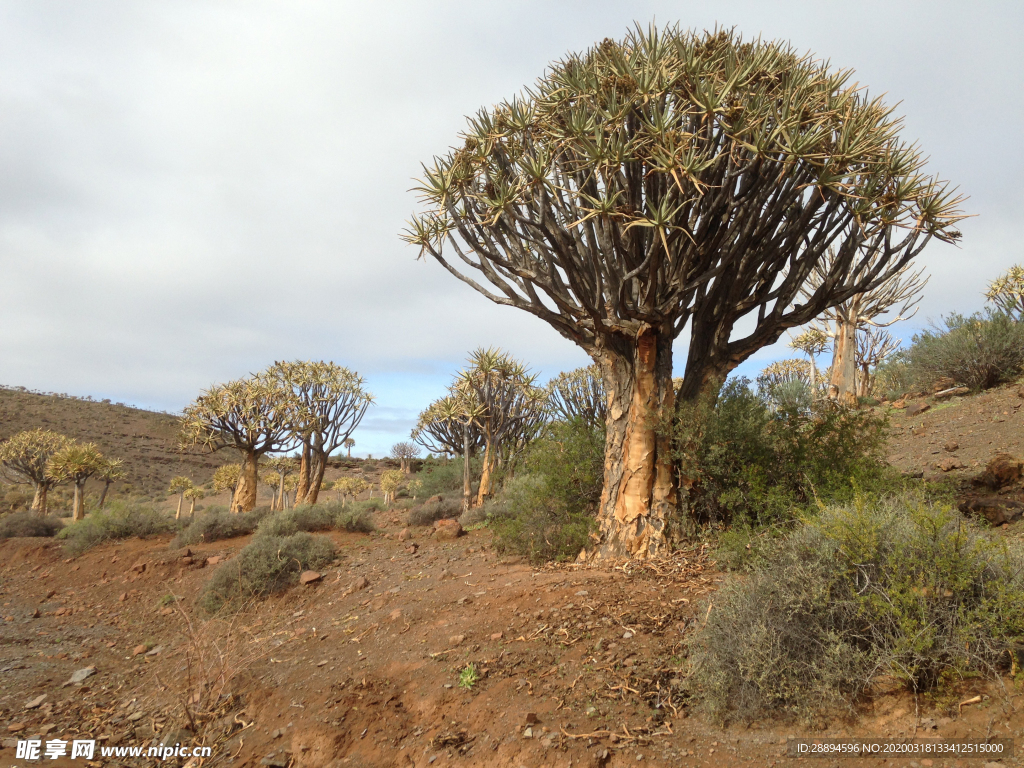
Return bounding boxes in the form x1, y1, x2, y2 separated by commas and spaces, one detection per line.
31, 483, 49, 517
72, 481, 86, 521
175, 492, 184, 520
475, 428, 495, 507
595, 326, 678, 559
829, 319, 858, 407
231, 451, 260, 513
295, 440, 311, 505
276, 469, 286, 510
462, 422, 472, 514
188, 497, 196, 516
98, 480, 112, 509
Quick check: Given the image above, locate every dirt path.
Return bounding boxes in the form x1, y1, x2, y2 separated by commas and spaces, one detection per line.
2, 515, 1022, 767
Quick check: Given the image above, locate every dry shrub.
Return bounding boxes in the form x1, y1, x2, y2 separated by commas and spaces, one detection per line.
58, 501, 174, 556
688, 495, 1024, 723
171, 506, 269, 548
0, 511, 64, 538
198, 532, 336, 614
408, 497, 461, 526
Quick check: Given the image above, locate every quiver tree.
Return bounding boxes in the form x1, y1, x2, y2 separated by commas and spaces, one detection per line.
333, 477, 369, 506
788, 327, 830, 392
168, 476, 194, 520
180, 373, 295, 513
0, 429, 72, 516
212, 463, 242, 505
855, 327, 901, 398
267, 361, 374, 506
405, 26, 964, 557
263, 456, 292, 511
390, 442, 421, 473
379, 469, 405, 506
344, 438, 356, 457
456, 348, 547, 505
985, 265, 1024, 321
547, 364, 607, 429
184, 486, 205, 517
96, 458, 124, 509
48, 442, 105, 521
412, 396, 485, 458
798, 250, 928, 406
757, 359, 814, 413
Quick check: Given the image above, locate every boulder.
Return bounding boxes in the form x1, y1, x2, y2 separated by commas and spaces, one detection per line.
906, 402, 931, 417
397, 528, 412, 542
976, 453, 1024, 490
959, 496, 1024, 527
937, 457, 964, 472
299, 571, 323, 585
432, 519, 464, 541
944, 440, 960, 452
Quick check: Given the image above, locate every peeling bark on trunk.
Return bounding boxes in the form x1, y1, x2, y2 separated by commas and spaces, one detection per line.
295, 440, 311, 505
462, 423, 472, 514
305, 453, 327, 506
475, 438, 494, 507
31, 484, 48, 517
595, 326, 678, 559
72, 481, 86, 521
231, 451, 259, 513
829, 319, 858, 407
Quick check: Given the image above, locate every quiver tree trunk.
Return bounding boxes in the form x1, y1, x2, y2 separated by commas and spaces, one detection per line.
31, 484, 49, 517
475, 438, 494, 507
231, 452, 260, 513
596, 326, 678, 559
829, 320, 858, 407
305, 453, 327, 506
462, 423, 472, 514
98, 481, 112, 509
295, 440, 312, 505
72, 481, 86, 521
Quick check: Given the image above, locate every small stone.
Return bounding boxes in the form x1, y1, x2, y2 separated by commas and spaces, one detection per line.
160, 607, 174, 616
299, 571, 323, 585
146, 646, 162, 656
432, 519, 464, 541
397, 528, 412, 542
524, 712, 540, 725
523, 727, 533, 739
906, 401, 931, 417
388, 609, 402, 622
183, 548, 193, 557
351, 576, 370, 592
64, 666, 96, 685
130, 561, 147, 574
944, 440, 959, 452
119, 593, 128, 602
490, 632, 503, 641
7, 723, 24, 733
126, 711, 145, 722
937, 457, 964, 472
31, 608, 40, 619
449, 634, 466, 646
622, 631, 634, 639
132, 644, 147, 656
405, 544, 418, 554
456, 596, 473, 606
261, 753, 288, 767
180, 557, 193, 566
575, 590, 589, 596
24, 695, 46, 710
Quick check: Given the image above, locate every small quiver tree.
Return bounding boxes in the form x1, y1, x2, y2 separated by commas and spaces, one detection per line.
344, 438, 355, 457
333, 477, 368, 507
47, 442, 105, 521
855, 327, 901, 399
212, 464, 241, 505
789, 328, 831, 393
179, 373, 295, 513
405, 26, 964, 557
380, 470, 405, 506
168, 476, 194, 520
0, 429, 72, 517
546, 364, 607, 430
390, 441, 421, 473
184, 486, 205, 517
96, 458, 125, 509
263, 456, 292, 511
757, 359, 814, 414
412, 396, 485, 459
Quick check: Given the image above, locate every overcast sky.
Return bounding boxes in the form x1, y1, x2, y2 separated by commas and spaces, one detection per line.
0, 1, 1021, 457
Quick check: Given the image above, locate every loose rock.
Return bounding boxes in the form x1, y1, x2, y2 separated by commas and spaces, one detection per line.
299, 571, 323, 585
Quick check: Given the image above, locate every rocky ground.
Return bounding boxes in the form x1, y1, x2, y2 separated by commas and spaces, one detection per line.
4, 384, 1024, 766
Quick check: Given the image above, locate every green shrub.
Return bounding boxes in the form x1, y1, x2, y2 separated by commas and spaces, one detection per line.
688, 495, 1024, 723
198, 532, 336, 613
413, 458, 477, 497
171, 507, 265, 548
677, 378, 904, 529
333, 507, 375, 533
487, 419, 604, 562
408, 497, 461, 526
59, 502, 175, 556
904, 310, 1024, 391
0, 512, 64, 539
256, 505, 336, 537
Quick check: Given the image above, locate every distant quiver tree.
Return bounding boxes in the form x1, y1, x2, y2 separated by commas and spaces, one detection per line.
547, 364, 607, 429
404, 25, 965, 557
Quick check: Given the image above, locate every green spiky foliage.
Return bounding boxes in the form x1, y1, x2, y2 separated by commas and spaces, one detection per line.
96, 457, 125, 509
404, 25, 964, 555
168, 476, 195, 520
985, 265, 1024, 321
379, 469, 405, 506
0, 429, 72, 517
48, 442, 106, 521
546, 364, 607, 429
412, 396, 486, 459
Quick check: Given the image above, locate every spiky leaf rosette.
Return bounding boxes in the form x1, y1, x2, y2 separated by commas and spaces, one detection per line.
546, 364, 607, 428
405, 25, 965, 395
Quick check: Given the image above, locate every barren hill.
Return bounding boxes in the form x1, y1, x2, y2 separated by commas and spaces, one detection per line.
0, 386, 221, 498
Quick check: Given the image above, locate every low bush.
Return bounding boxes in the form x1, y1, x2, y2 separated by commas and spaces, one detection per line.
489, 419, 604, 563
59, 502, 175, 556
0, 511, 64, 539
171, 506, 268, 548
256, 502, 376, 536
677, 378, 905, 530
408, 497, 461, 527
197, 532, 336, 614
903, 310, 1024, 391
414, 457, 480, 498
688, 496, 1024, 723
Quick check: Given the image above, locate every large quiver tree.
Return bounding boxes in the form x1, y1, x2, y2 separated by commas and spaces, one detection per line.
0, 429, 72, 517
405, 26, 965, 558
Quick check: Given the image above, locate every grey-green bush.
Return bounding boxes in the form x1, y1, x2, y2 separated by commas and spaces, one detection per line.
0, 512, 64, 539
255, 502, 375, 537
171, 506, 268, 548
59, 502, 175, 556
198, 532, 336, 613
688, 496, 1024, 723
408, 497, 461, 527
